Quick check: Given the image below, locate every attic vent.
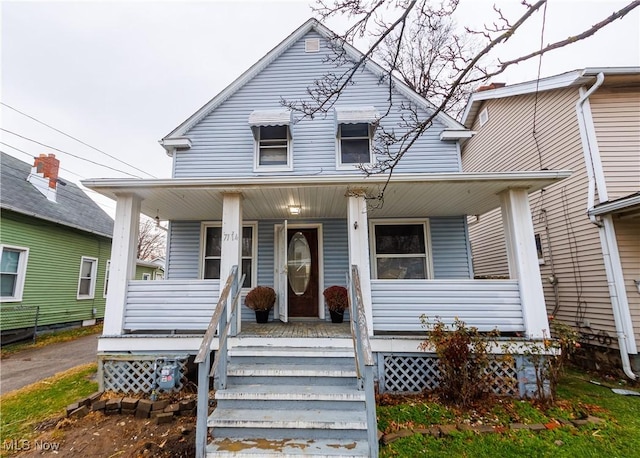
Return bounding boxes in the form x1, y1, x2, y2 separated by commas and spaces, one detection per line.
479, 107, 489, 127
305, 38, 320, 53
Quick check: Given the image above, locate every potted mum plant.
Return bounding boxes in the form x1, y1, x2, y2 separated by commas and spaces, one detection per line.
323, 285, 348, 323
245, 286, 276, 323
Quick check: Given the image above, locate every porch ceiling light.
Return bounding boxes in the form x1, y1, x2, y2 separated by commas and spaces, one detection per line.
288, 205, 301, 215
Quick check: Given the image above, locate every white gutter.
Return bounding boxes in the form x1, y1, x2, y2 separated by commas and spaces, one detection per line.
576, 72, 638, 380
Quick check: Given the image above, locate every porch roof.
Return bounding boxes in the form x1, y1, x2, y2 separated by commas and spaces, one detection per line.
82, 170, 571, 221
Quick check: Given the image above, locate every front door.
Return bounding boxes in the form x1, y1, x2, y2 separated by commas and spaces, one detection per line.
287, 228, 319, 318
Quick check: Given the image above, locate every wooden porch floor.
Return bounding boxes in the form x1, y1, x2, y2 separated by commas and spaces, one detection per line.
239, 321, 351, 338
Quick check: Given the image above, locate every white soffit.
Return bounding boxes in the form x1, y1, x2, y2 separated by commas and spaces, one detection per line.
335, 106, 379, 124
248, 109, 292, 127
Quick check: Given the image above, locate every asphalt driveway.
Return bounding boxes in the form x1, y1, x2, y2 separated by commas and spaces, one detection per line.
0, 334, 99, 394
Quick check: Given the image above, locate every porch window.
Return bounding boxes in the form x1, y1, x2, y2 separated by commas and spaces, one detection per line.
202, 223, 256, 288
0, 245, 29, 302
372, 222, 430, 279
249, 109, 292, 171
77, 256, 98, 299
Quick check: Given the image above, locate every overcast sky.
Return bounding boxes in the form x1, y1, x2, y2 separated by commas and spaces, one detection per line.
2, 0, 638, 216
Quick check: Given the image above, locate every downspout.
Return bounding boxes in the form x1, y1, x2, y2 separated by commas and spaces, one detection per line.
576, 72, 638, 380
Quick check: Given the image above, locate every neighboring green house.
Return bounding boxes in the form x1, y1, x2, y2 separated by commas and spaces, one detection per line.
135, 258, 165, 281
1, 152, 114, 342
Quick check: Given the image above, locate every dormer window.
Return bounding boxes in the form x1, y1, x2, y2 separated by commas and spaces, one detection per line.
335, 106, 379, 169
339, 123, 371, 164
249, 109, 292, 171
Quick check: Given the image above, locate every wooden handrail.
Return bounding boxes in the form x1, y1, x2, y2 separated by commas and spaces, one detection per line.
351, 265, 374, 366
194, 266, 237, 364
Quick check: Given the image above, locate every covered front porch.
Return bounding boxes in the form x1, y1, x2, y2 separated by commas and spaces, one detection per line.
84, 170, 570, 354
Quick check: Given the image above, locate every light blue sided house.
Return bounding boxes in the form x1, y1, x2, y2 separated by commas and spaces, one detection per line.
84, 19, 570, 457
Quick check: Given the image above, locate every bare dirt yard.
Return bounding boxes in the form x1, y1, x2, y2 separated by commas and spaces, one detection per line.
14, 412, 196, 457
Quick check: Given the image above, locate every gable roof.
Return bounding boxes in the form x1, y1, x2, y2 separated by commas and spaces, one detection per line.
160, 18, 464, 154
1, 152, 114, 238
461, 67, 640, 128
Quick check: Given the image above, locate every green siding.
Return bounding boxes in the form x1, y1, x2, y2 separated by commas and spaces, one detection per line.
1, 210, 112, 330
135, 265, 156, 280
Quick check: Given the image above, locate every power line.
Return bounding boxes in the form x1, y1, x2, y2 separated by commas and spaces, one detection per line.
1, 102, 157, 178
0, 128, 143, 178
1, 142, 85, 180
0, 156, 116, 211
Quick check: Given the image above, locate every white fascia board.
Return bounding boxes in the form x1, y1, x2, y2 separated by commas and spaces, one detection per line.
589, 194, 640, 216
439, 129, 475, 141
82, 170, 572, 192
461, 69, 590, 127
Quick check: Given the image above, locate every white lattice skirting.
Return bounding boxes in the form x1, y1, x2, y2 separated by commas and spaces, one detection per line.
101, 357, 189, 394
379, 354, 519, 396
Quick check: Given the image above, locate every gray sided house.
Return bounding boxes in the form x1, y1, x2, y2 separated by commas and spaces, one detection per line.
461, 68, 640, 380
1, 152, 114, 342
84, 19, 570, 457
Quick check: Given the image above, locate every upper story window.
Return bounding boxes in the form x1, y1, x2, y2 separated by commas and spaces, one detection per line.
201, 222, 257, 289
1, 245, 29, 302
77, 256, 98, 299
335, 106, 379, 169
249, 109, 292, 172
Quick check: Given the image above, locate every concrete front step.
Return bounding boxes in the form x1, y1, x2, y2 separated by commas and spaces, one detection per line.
206, 437, 369, 457
208, 408, 367, 435
216, 384, 365, 411
227, 362, 357, 378
229, 346, 355, 358
216, 384, 366, 402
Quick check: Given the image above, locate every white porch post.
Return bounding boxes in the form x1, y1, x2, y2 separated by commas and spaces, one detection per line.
347, 194, 374, 336
220, 193, 243, 326
500, 188, 549, 339
103, 194, 141, 335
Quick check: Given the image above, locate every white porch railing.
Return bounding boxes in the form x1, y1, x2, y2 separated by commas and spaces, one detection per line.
371, 279, 524, 332
123, 280, 220, 332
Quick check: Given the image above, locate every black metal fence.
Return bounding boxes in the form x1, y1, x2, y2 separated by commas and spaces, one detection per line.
0, 305, 40, 345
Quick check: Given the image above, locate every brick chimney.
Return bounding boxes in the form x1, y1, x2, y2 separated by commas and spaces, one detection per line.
27, 154, 60, 202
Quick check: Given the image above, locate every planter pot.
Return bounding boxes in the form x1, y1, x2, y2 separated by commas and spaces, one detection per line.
255, 310, 270, 323
329, 310, 344, 323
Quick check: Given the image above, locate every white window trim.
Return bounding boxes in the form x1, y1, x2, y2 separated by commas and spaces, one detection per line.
253, 126, 293, 172
0, 244, 29, 302
142, 273, 151, 281
368, 219, 434, 280
77, 256, 98, 300
103, 260, 110, 298
199, 221, 258, 289
335, 123, 375, 170
534, 233, 545, 265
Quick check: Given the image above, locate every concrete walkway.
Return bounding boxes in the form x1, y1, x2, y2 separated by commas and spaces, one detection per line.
0, 334, 99, 395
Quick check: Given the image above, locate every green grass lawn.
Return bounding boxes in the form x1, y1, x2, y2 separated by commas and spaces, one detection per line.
377, 370, 640, 457
0, 363, 98, 449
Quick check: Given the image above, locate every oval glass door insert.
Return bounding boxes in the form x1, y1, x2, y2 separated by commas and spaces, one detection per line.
287, 231, 311, 296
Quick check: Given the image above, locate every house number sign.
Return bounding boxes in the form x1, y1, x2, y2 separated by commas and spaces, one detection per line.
223, 231, 239, 241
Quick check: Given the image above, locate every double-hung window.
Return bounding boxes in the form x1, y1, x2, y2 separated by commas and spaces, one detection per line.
202, 223, 256, 289
249, 109, 292, 171
371, 221, 431, 279
335, 106, 379, 169
78, 256, 98, 299
103, 260, 111, 298
0, 245, 29, 302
